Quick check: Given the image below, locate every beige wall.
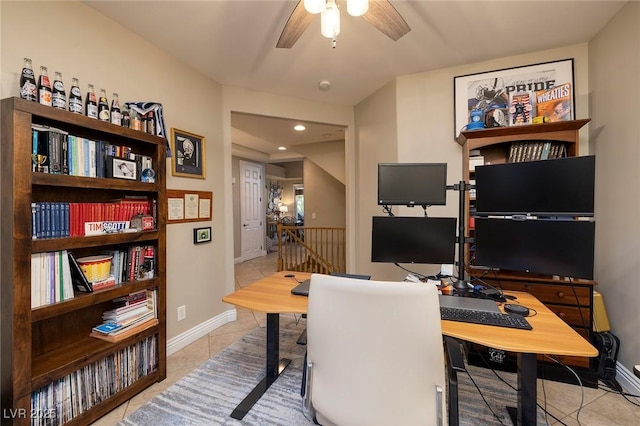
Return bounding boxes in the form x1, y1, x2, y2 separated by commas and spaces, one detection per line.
303, 158, 345, 229
0, 1, 228, 344
589, 1, 639, 376
222, 86, 357, 270
355, 45, 591, 283
3, 0, 638, 382
0, 2, 355, 350
355, 79, 402, 280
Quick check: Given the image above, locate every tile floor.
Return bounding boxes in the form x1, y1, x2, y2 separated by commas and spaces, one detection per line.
94, 252, 640, 425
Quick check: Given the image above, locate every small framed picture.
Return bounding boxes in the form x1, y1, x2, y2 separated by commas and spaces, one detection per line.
193, 226, 212, 244
171, 128, 206, 179
106, 156, 138, 180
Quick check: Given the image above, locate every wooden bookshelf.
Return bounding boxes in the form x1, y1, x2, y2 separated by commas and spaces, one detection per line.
0, 97, 166, 424
456, 119, 597, 382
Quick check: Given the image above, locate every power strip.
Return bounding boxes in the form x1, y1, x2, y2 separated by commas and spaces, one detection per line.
404, 273, 421, 283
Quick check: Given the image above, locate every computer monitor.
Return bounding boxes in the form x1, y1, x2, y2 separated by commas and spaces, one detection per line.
377, 163, 447, 206
474, 218, 595, 279
474, 155, 595, 216
371, 216, 457, 264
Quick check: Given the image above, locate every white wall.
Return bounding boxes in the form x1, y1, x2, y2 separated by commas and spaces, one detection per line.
589, 0, 640, 376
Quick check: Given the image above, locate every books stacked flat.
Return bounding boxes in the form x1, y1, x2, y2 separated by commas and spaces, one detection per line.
90, 289, 157, 342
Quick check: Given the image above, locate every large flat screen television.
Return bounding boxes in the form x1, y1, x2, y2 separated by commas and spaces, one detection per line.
371, 216, 457, 264
474, 218, 595, 279
378, 163, 447, 206
474, 155, 595, 216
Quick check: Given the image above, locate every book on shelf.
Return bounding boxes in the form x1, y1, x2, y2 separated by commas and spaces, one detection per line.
91, 275, 116, 291
91, 289, 158, 342
534, 82, 572, 122
31, 250, 75, 308
89, 318, 158, 343
30, 129, 152, 181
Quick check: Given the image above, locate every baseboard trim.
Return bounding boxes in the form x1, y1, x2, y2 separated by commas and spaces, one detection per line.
617, 363, 640, 402
166, 308, 237, 356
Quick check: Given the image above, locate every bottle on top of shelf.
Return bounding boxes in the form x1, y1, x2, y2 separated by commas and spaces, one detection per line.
20, 57, 37, 102
130, 108, 142, 131
37, 66, 52, 106
98, 89, 110, 122
68, 77, 83, 114
110, 92, 122, 126
122, 105, 131, 128
85, 84, 98, 119
51, 71, 66, 110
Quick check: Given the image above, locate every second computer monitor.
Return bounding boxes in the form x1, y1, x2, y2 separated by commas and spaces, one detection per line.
371, 216, 457, 264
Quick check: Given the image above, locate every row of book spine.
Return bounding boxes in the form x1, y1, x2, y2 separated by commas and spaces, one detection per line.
30, 336, 158, 426
108, 245, 156, 284
33, 245, 156, 307
31, 124, 152, 179
31, 199, 153, 239
508, 141, 566, 163
31, 250, 75, 308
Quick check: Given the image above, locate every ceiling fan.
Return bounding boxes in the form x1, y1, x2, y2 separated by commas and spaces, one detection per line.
276, 0, 411, 48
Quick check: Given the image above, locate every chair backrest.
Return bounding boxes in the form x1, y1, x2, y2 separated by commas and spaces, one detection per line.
306, 273, 446, 426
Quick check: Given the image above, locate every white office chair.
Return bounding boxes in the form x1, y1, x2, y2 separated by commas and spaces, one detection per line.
303, 273, 460, 426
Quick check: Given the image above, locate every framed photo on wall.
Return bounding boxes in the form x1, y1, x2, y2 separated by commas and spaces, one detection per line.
193, 226, 212, 244
453, 58, 575, 138
171, 128, 206, 178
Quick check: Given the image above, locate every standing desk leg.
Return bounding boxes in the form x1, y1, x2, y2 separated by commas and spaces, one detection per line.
507, 352, 537, 426
230, 313, 292, 420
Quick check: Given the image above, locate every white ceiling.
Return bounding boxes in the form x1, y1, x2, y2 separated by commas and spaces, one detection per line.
84, 0, 626, 160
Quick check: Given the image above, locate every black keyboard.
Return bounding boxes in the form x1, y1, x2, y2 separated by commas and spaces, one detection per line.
440, 307, 532, 330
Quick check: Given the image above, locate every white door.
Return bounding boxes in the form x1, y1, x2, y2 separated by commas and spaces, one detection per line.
240, 160, 263, 260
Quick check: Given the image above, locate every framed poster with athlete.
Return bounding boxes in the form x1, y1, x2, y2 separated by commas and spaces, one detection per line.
453, 59, 575, 139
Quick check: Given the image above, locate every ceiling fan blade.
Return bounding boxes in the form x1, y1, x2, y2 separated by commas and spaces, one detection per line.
362, 0, 411, 41
277, 1, 314, 48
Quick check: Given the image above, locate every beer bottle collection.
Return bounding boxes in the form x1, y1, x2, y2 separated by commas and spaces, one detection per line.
18, 58, 157, 135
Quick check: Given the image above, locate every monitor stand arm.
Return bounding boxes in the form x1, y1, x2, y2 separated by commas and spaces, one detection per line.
447, 181, 474, 294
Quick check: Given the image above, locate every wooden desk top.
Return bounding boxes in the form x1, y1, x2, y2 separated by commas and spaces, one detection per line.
441, 291, 598, 357
222, 271, 311, 314
223, 272, 598, 358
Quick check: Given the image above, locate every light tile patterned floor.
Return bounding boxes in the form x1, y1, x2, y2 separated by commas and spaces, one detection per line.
94, 252, 640, 425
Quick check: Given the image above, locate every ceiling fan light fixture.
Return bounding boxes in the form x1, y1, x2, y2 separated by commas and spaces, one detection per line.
347, 0, 368, 17
304, 0, 326, 14
321, 0, 340, 39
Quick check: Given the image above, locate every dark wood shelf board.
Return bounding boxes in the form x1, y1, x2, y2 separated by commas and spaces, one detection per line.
30, 328, 159, 389
32, 231, 159, 253
3, 97, 165, 146
32, 172, 161, 191
456, 119, 591, 145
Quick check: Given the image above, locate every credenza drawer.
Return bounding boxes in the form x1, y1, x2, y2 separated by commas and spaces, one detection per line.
545, 304, 591, 328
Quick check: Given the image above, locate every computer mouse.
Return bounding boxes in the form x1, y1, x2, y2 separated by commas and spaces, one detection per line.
504, 303, 530, 317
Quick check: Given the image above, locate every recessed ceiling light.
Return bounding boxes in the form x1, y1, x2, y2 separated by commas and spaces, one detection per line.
318, 80, 332, 90
278, 146, 287, 151
294, 124, 306, 131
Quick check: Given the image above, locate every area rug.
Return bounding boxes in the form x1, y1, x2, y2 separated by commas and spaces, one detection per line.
119, 325, 547, 425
